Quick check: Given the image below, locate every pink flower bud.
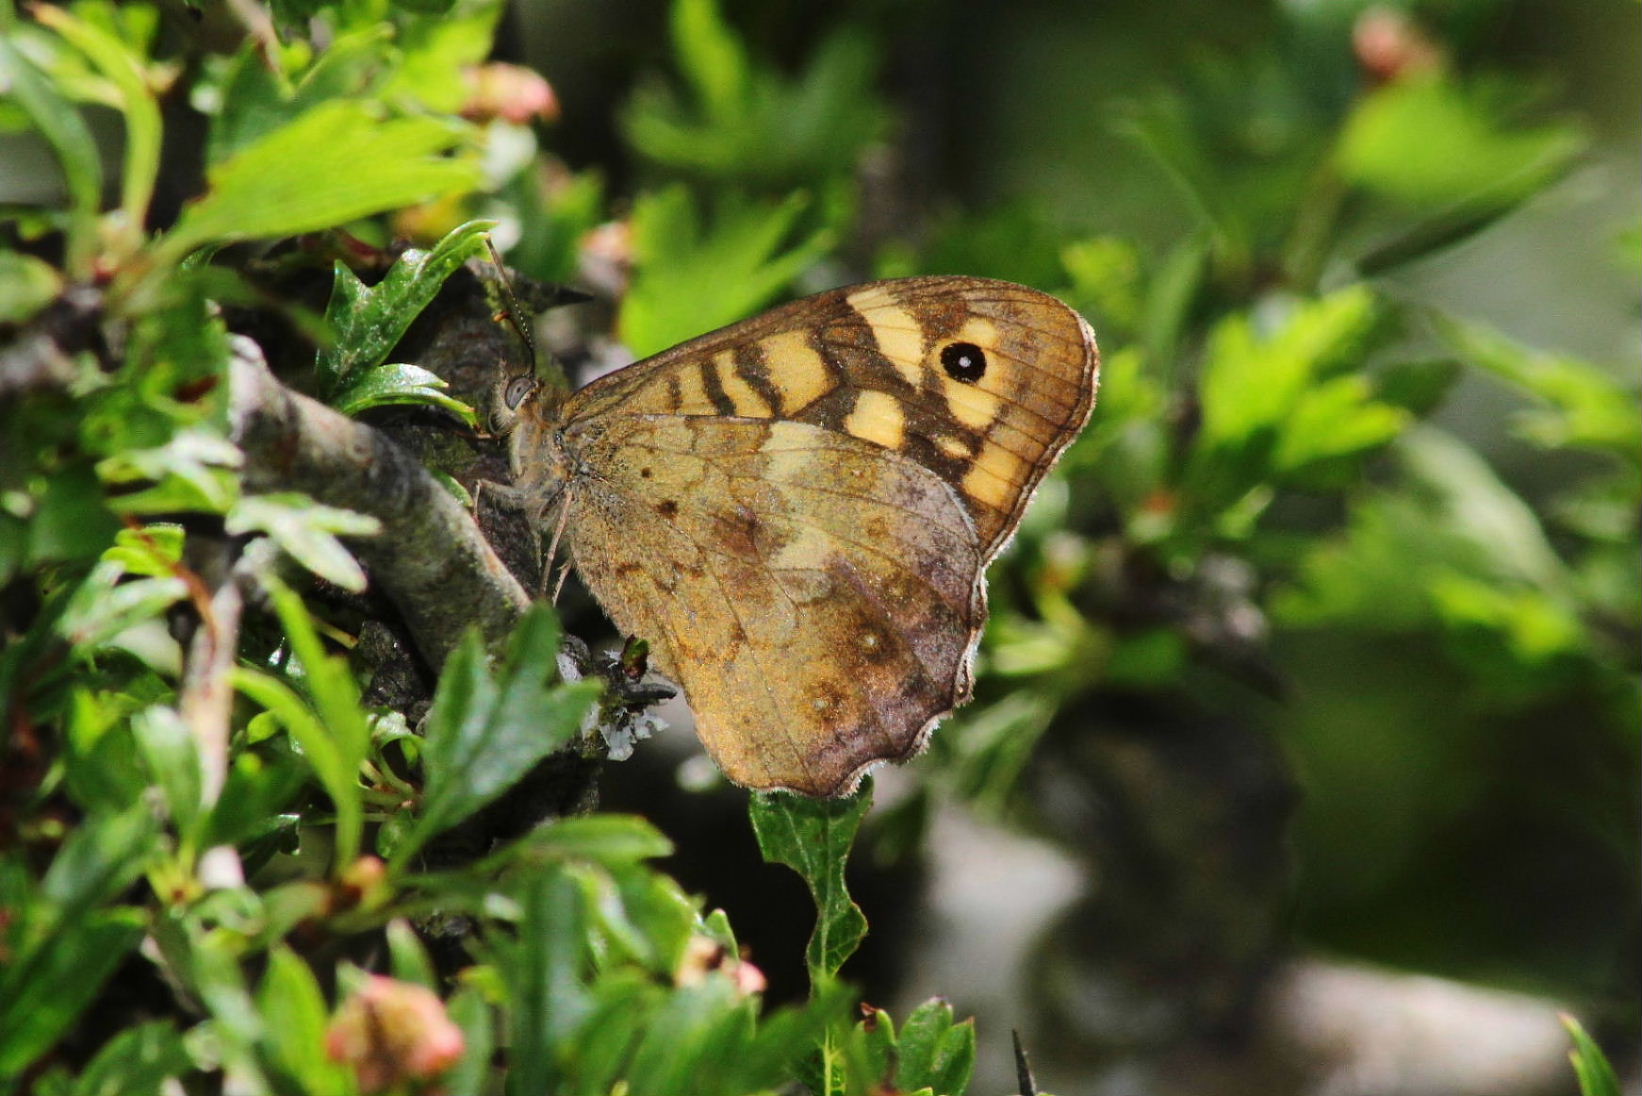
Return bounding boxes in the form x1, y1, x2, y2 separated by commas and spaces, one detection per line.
326, 975, 464, 1094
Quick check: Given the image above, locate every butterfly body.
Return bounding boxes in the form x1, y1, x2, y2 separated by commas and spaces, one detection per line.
509, 276, 1098, 796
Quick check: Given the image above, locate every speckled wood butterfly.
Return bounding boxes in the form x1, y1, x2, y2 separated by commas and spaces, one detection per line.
503, 276, 1098, 796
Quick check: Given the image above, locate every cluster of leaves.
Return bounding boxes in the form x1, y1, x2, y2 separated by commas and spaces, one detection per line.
0, 0, 969, 1093
1, 0, 1634, 1091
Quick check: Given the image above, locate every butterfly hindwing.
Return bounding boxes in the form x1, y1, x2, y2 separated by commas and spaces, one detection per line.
561, 415, 985, 795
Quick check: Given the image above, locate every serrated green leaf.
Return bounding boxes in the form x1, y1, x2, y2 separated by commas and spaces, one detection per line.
160, 101, 479, 263
393, 606, 600, 867
1271, 374, 1408, 474
226, 493, 379, 592
95, 428, 242, 515
1338, 76, 1581, 210
749, 778, 871, 984
624, 0, 884, 187
619, 187, 833, 357
315, 218, 496, 390
102, 524, 184, 577
1198, 287, 1380, 452
59, 566, 188, 660
1442, 317, 1641, 459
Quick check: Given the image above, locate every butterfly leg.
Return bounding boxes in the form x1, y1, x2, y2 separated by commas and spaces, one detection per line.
541, 494, 574, 603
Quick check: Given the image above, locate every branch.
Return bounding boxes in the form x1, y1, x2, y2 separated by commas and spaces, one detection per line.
226, 337, 529, 669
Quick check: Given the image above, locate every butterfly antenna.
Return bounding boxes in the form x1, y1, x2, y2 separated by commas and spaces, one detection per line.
486, 235, 538, 376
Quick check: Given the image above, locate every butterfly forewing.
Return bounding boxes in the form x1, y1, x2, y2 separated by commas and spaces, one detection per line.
563, 277, 1098, 558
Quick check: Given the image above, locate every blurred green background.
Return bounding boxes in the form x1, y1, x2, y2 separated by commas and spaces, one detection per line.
512, 0, 1641, 1087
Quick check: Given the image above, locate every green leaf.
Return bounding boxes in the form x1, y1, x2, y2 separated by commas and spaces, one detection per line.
1197, 287, 1381, 452
59, 564, 187, 664
257, 947, 354, 1095
392, 606, 600, 867
330, 363, 478, 423
160, 101, 480, 263
1442, 317, 1641, 459
66, 1020, 191, 1096
1562, 1014, 1622, 1096
0, 911, 145, 1079
501, 866, 589, 1096
749, 778, 871, 984
1271, 374, 1409, 476
623, 0, 884, 186
1338, 76, 1581, 210
1276, 428, 1573, 632
232, 665, 365, 869
315, 218, 496, 390
386, 918, 438, 990
896, 999, 975, 1096
1186, 287, 1393, 512
237, 574, 372, 866
0, 251, 64, 326
95, 428, 243, 516
626, 982, 758, 1096
0, 28, 102, 275
36, 801, 158, 932
619, 186, 833, 357
131, 705, 206, 844
594, 864, 699, 975
483, 814, 674, 872
1373, 358, 1462, 419
23, 464, 122, 571
226, 493, 380, 593
33, 4, 161, 234
444, 985, 495, 1096
670, 0, 750, 122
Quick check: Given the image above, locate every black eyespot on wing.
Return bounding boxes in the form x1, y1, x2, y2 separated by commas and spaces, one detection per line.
503, 375, 538, 410
940, 342, 987, 383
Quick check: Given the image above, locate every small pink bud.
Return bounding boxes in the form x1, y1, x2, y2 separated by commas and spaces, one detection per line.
1353, 7, 1443, 84
675, 935, 768, 996
462, 63, 560, 125
326, 975, 464, 1094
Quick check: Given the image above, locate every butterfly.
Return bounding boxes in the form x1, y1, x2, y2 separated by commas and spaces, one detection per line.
500, 276, 1098, 797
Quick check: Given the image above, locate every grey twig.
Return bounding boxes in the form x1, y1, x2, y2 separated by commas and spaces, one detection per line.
226, 338, 529, 669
